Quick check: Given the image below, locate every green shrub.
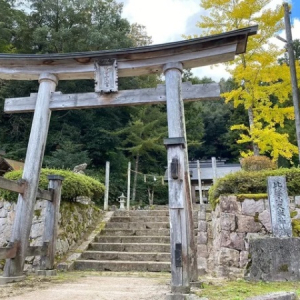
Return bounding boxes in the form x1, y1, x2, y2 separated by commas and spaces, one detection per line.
209, 168, 300, 208
240, 155, 277, 171
0, 168, 105, 204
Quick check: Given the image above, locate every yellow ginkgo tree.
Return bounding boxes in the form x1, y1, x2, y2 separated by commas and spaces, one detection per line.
194, 0, 299, 161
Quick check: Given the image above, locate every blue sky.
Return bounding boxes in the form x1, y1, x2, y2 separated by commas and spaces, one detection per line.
291, 0, 300, 21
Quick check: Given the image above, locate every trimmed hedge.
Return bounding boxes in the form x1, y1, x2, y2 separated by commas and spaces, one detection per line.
0, 168, 105, 204
209, 168, 300, 208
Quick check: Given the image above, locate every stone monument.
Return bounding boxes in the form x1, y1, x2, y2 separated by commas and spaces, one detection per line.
267, 176, 292, 237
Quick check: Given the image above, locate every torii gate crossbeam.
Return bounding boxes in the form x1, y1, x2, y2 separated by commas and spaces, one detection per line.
0, 26, 257, 297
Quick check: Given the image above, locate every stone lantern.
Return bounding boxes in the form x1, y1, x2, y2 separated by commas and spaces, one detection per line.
118, 193, 126, 210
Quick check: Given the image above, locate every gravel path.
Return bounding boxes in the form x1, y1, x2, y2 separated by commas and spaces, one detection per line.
0, 272, 171, 300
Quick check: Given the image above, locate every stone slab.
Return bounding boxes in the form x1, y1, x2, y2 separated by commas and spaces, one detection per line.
242, 199, 265, 216
237, 215, 262, 233
246, 292, 298, 300
247, 237, 300, 281
166, 294, 208, 300
36, 269, 57, 276
81, 250, 170, 262
267, 176, 292, 237
219, 195, 241, 213
89, 242, 170, 252
0, 275, 26, 285
74, 260, 170, 272
220, 213, 236, 231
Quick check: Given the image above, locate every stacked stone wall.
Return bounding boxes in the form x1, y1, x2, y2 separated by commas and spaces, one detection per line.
196, 195, 300, 278
0, 199, 102, 271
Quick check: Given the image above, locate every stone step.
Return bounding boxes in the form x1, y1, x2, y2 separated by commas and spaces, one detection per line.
105, 222, 169, 230
74, 260, 170, 272
110, 216, 170, 223
81, 251, 170, 262
100, 229, 170, 236
89, 242, 170, 253
95, 236, 170, 243
113, 210, 169, 217
113, 210, 199, 217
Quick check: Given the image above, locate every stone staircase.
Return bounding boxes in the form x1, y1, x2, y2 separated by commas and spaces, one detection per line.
74, 208, 171, 272
74, 206, 199, 272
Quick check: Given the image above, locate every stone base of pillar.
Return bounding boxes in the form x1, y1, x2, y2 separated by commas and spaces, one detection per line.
171, 286, 190, 294
36, 269, 57, 276
0, 275, 26, 285
165, 293, 207, 300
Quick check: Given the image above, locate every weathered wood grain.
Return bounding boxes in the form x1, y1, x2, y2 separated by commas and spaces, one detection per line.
26, 243, 48, 256
0, 177, 26, 194
4, 82, 220, 113
0, 26, 258, 80
0, 243, 18, 259
4, 73, 58, 277
36, 188, 53, 201
0, 177, 52, 201
0, 45, 236, 80
164, 63, 191, 293
40, 176, 64, 270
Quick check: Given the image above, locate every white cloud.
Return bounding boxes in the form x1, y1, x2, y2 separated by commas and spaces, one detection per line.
117, 0, 300, 81
120, 0, 201, 44
292, 19, 300, 39
193, 65, 230, 81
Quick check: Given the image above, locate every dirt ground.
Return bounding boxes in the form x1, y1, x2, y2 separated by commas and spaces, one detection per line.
0, 271, 171, 300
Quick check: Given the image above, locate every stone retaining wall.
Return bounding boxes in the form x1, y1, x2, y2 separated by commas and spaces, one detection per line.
0, 199, 102, 271
197, 195, 300, 278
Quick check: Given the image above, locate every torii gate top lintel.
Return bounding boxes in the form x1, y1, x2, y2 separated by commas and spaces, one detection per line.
0, 26, 257, 81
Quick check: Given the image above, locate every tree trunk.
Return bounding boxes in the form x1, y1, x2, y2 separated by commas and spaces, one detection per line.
132, 153, 139, 204
248, 106, 260, 156
242, 54, 260, 157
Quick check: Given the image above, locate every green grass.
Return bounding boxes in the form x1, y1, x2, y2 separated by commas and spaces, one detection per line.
195, 279, 300, 300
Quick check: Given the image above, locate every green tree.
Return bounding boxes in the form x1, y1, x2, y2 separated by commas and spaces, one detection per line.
26, 0, 133, 53
44, 141, 91, 169
115, 105, 167, 204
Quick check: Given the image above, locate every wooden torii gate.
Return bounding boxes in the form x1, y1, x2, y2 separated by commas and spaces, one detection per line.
0, 26, 257, 295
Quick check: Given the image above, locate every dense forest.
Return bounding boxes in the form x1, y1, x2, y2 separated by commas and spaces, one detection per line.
0, 0, 299, 205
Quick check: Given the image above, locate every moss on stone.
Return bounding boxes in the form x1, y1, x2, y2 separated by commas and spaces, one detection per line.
236, 194, 268, 202
34, 209, 41, 218
290, 210, 297, 218
254, 212, 259, 222
292, 219, 300, 237
278, 264, 289, 272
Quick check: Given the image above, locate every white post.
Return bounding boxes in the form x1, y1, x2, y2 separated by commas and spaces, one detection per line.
127, 161, 131, 210
104, 161, 110, 211
164, 62, 197, 294
212, 157, 217, 184
197, 160, 203, 204
4, 73, 58, 278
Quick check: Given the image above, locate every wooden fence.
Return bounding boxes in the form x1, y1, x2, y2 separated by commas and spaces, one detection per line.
0, 175, 63, 276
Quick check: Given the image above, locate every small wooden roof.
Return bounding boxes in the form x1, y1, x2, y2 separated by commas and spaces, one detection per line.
0, 26, 257, 81
0, 157, 24, 176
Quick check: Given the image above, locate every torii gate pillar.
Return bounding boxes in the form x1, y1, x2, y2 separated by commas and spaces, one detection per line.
3, 73, 58, 278
164, 62, 197, 295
